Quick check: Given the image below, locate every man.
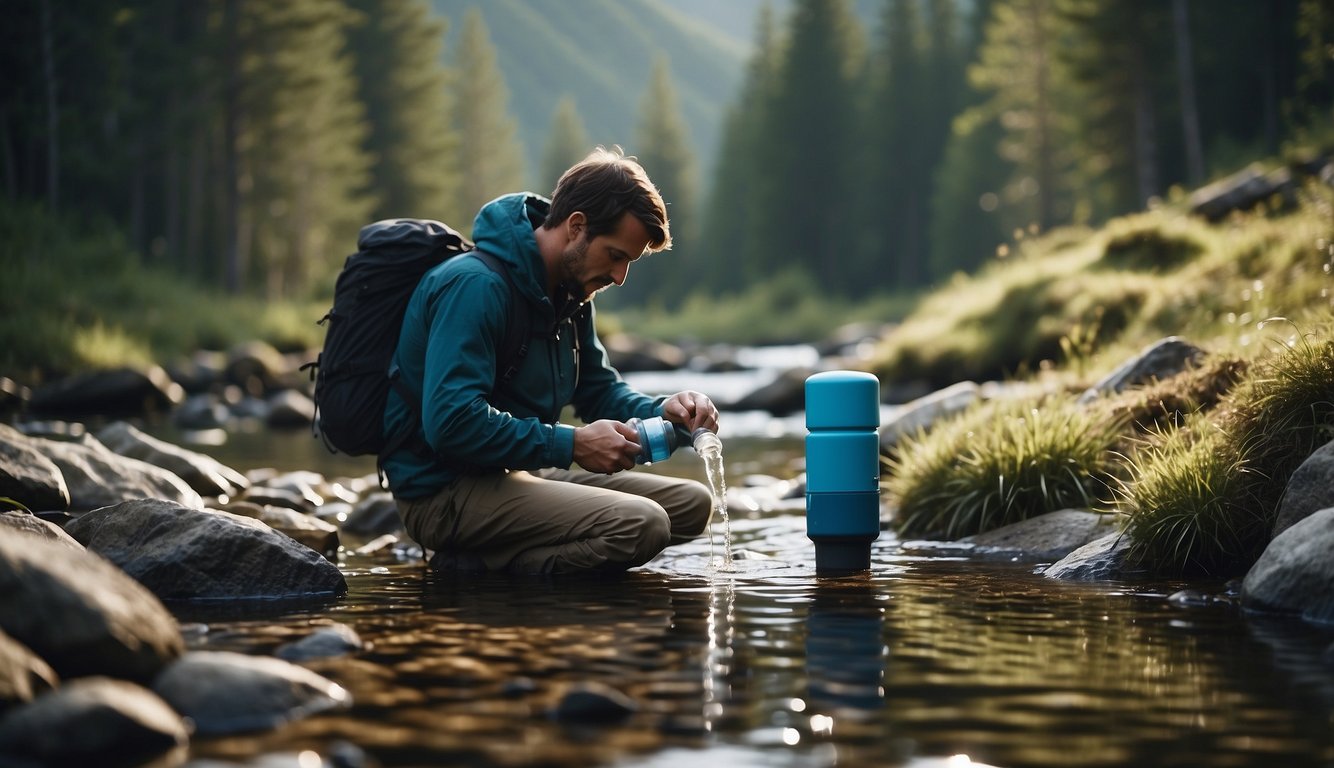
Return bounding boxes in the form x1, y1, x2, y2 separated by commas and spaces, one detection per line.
382, 147, 718, 574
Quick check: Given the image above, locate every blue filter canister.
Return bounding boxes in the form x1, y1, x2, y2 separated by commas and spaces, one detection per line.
805, 370, 882, 572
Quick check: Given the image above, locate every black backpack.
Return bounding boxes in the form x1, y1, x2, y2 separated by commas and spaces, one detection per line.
304, 218, 531, 459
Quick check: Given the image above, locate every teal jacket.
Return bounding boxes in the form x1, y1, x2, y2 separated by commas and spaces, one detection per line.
381, 193, 665, 499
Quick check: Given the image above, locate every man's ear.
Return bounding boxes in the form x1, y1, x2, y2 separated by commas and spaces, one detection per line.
566, 211, 586, 240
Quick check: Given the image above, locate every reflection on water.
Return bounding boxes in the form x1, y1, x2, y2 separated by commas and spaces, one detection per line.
162, 429, 1334, 767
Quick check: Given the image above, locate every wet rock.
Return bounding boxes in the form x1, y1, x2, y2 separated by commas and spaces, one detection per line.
879, 381, 981, 454
1242, 506, 1334, 624
165, 349, 228, 395
0, 677, 188, 768
551, 681, 638, 723
96, 421, 250, 498
275, 623, 363, 662
258, 505, 340, 559
352, 533, 399, 556
603, 333, 687, 372
266, 388, 316, 429
1272, 439, 1334, 537
153, 650, 350, 736
0, 423, 70, 512
264, 470, 328, 508
1043, 532, 1143, 581
0, 532, 183, 684
0, 510, 83, 551
0, 377, 29, 420
962, 509, 1116, 561
1077, 336, 1205, 404
174, 392, 233, 430
0, 628, 58, 710
242, 485, 314, 513
31, 432, 202, 512
65, 499, 347, 601
728, 366, 814, 415
343, 492, 402, 538
226, 340, 289, 397
28, 365, 184, 418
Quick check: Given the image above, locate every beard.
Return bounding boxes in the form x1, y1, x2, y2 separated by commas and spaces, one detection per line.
560, 237, 610, 299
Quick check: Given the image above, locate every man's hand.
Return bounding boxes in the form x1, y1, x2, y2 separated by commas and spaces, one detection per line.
662, 390, 719, 434
573, 419, 641, 474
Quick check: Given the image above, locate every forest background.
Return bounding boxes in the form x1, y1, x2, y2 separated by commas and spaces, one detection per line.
2, 0, 1332, 380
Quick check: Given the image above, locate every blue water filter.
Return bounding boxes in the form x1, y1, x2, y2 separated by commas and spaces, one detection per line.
805, 371, 882, 572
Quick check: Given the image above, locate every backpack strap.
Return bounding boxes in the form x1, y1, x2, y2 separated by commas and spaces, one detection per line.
471, 249, 532, 391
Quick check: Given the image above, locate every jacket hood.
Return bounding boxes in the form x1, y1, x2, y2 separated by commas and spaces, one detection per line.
471, 192, 551, 306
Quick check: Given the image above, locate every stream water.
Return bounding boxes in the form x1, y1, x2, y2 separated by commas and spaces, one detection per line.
151, 352, 1333, 767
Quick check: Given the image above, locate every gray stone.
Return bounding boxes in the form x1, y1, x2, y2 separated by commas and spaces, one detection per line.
0, 532, 183, 684
603, 333, 687, 373
95, 421, 250, 499
1043, 532, 1142, 581
1078, 336, 1206, 404
1242, 506, 1334, 625
266, 389, 316, 429
342, 492, 403, 538
31, 432, 202, 512
28, 365, 184, 418
153, 650, 350, 736
65, 499, 347, 601
1273, 439, 1334, 537
275, 623, 363, 662
0, 510, 83, 551
0, 677, 187, 767
880, 381, 981, 454
551, 681, 638, 723
241, 485, 314, 513
225, 340, 289, 396
962, 509, 1116, 561
0, 423, 70, 512
174, 393, 233, 430
728, 366, 814, 416
0, 628, 58, 710
258, 506, 340, 558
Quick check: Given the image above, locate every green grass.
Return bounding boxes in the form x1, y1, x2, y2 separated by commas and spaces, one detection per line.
887, 394, 1122, 540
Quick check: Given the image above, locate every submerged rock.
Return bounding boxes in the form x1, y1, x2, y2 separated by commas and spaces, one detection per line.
0, 423, 70, 512
551, 681, 638, 723
275, 623, 363, 662
65, 498, 347, 601
1242, 506, 1334, 625
0, 677, 188, 767
962, 509, 1116, 561
153, 650, 350, 736
0, 532, 183, 684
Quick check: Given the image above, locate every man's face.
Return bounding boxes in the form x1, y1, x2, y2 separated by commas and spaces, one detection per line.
560, 212, 651, 299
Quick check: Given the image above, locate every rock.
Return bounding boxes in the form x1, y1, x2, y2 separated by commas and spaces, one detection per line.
165, 349, 228, 394
242, 485, 314, 513
275, 623, 363, 662
0, 377, 30, 420
0, 628, 58, 710
266, 389, 316, 429
226, 340, 289, 397
263, 470, 328, 508
0, 677, 187, 767
65, 499, 347, 601
0, 423, 70, 512
152, 650, 350, 736
1043, 532, 1143, 581
814, 321, 894, 358
728, 366, 814, 415
962, 509, 1116, 561
879, 380, 981, 454
174, 393, 234, 430
1078, 336, 1206, 404
95, 421, 250, 498
0, 510, 83, 551
28, 365, 184, 418
259, 506, 340, 558
1242, 507, 1334, 624
342, 492, 402, 538
1188, 163, 1296, 221
1272, 439, 1334, 537
551, 681, 638, 723
31, 432, 202, 512
603, 333, 687, 372
0, 532, 183, 684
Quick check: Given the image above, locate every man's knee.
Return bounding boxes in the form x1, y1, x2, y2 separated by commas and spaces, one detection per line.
618, 498, 671, 562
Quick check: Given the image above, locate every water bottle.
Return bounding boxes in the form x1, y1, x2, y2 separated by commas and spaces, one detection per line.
691, 427, 722, 460
805, 370, 882, 572
627, 416, 689, 464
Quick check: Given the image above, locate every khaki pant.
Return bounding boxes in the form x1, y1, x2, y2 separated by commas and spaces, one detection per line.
396, 467, 713, 574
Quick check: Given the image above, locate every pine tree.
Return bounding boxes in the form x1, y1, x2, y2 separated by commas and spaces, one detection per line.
451, 9, 524, 225
539, 96, 590, 195
345, 0, 460, 223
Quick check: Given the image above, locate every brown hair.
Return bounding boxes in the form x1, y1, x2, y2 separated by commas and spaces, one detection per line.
545, 146, 672, 252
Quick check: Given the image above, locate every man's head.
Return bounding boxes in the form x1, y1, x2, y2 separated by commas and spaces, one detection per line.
544, 147, 671, 299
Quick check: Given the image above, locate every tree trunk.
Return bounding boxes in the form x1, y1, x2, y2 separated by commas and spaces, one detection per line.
1172, 0, 1204, 185
222, 0, 242, 293
1132, 42, 1158, 206
40, 0, 58, 212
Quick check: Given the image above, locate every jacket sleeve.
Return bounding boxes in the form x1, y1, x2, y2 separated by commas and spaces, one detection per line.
569, 303, 665, 423
418, 271, 576, 470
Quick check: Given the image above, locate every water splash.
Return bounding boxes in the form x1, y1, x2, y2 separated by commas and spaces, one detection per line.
693, 430, 734, 572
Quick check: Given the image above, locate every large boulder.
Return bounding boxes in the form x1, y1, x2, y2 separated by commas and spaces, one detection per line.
28, 365, 183, 418
962, 509, 1116, 562
1078, 336, 1206, 404
1242, 506, 1334, 625
65, 499, 347, 600
31, 432, 202, 512
879, 381, 981, 454
728, 367, 814, 415
0, 677, 187, 768
153, 650, 350, 736
0, 628, 58, 711
0, 510, 83, 551
603, 333, 687, 373
0, 532, 183, 684
95, 421, 249, 498
1272, 439, 1334, 537
0, 423, 70, 512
